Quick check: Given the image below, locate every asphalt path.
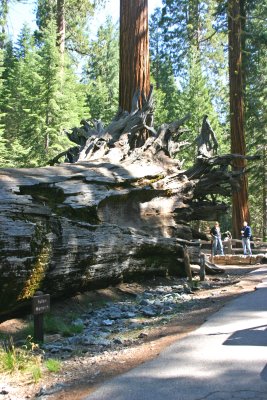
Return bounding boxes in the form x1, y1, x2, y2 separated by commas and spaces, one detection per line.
84, 266, 267, 400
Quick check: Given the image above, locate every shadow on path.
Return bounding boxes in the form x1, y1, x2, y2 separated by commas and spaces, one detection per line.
223, 324, 267, 346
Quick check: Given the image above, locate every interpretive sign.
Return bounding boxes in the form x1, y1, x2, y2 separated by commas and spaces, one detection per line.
33, 293, 50, 315
32, 291, 50, 342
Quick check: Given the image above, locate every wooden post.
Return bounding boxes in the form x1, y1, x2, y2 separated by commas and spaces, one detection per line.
199, 253, 206, 281
183, 245, 192, 282
224, 239, 233, 255
34, 313, 44, 343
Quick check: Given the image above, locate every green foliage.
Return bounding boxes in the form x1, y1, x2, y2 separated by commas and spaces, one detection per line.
0, 0, 264, 238
2, 26, 44, 166
155, 0, 228, 83
45, 358, 61, 373
36, 0, 105, 54
179, 46, 228, 166
44, 314, 84, 336
36, 23, 85, 164
0, 336, 42, 382
0, 0, 8, 47
31, 365, 43, 383
152, 83, 168, 126
36, 0, 54, 28
151, 60, 183, 126
84, 17, 119, 124
1, 23, 85, 167
150, 8, 183, 125
150, 1, 228, 169
0, 335, 61, 383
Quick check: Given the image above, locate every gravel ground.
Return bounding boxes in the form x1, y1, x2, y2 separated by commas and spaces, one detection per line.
0, 264, 263, 400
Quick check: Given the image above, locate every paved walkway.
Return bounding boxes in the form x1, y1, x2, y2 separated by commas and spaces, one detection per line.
84, 267, 267, 400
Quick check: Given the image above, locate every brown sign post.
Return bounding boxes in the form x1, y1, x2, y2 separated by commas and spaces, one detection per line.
32, 291, 50, 343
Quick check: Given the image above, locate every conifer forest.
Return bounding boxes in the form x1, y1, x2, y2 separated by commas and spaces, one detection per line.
0, 0, 266, 268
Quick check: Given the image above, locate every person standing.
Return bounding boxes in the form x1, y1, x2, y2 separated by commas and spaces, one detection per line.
241, 221, 252, 255
210, 222, 224, 257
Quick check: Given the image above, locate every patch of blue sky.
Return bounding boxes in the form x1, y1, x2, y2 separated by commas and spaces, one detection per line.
7, 1, 37, 41
7, 0, 163, 41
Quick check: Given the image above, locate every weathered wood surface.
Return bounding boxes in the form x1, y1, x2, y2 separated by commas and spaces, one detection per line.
200, 239, 267, 258
0, 95, 259, 318
0, 160, 201, 318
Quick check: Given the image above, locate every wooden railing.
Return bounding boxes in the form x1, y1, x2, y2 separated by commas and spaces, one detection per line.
199, 239, 267, 255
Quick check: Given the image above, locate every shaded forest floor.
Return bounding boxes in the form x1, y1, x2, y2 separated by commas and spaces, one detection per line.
0, 264, 265, 400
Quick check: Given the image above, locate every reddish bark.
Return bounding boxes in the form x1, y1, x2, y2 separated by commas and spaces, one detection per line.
263, 146, 267, 240
228, 0, 250, 238
119, 0, 150, 112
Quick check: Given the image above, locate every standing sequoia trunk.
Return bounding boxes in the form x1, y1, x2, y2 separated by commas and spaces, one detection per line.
228, 0, 250, 238
119, 0, 150, 113
263, 144, 267, 240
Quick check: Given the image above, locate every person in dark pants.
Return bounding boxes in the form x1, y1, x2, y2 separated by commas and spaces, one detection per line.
210, 222, 224, 257
241, 221, 252, 255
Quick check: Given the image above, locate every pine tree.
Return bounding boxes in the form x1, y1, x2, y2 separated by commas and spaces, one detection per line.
2, 23, 85, 167
150, 1, 227, 165
36, 22, 85, 164
149, 8, 183, 126
2, 26, 36, 166
152, 0, 229, 121
84, 17, 119, 124
152, 60, 182, 126
36, 0, 105, 54
178, 46, 226, 167
0, 0, 8, 49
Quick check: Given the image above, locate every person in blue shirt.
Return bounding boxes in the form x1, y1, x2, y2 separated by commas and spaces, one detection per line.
241, 221, 252, 256
210, 221, 224, 257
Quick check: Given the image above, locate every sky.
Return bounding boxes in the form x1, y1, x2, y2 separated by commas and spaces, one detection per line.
8, 1, 37, 39
8, 0, 163, 41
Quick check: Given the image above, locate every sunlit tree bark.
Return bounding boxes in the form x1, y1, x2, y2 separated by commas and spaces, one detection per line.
228, 0, 250, 238
119, 0, 150, 113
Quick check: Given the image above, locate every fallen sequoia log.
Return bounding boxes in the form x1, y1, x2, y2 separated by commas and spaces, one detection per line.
0, 90, 258, 319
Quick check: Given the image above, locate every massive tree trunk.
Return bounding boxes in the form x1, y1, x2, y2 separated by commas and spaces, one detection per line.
119, 0, 150, 113
0, 96, 258, 319
263, 145, 267, 240
228, 0, 250, 238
